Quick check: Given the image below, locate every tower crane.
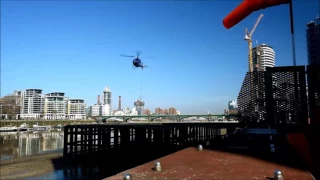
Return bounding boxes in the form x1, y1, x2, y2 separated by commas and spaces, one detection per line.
245, 14, 264, 72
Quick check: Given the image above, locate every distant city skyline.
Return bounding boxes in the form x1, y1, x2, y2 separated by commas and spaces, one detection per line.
1, 1, 318, 114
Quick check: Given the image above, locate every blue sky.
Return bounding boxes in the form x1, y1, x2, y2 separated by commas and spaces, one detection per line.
1, 0, 319, 114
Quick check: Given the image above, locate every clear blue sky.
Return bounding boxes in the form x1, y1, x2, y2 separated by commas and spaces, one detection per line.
1, 1, 319, 114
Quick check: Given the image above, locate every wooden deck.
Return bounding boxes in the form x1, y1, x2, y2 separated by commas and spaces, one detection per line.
105, 147, 315, 180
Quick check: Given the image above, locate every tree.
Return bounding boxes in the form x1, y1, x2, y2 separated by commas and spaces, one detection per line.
0, 95, 20, 120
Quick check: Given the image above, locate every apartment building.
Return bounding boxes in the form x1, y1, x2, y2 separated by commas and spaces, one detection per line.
67, 99, 86, 120
20, 89, 45, 119
44, 92, 67, 119
1, 89, 86, 120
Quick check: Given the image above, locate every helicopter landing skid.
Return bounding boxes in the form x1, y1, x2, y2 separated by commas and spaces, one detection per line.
132, 65, 136, 70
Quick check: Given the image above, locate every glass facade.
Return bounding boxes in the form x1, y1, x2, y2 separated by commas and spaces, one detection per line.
306, 16, 320, 65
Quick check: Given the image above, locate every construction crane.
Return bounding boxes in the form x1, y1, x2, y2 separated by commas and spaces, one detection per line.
245, 14, 264, 72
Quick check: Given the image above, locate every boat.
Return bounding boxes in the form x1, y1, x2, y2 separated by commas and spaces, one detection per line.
18, 123, 29, 131
0, 126, 18, 132
33, 124, 52, 131
55, 124, 63, 129
0, 131, 17, 135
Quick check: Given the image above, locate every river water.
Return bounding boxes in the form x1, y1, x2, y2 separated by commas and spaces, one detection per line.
0, 130, 64, 161
0, 130, 104, 180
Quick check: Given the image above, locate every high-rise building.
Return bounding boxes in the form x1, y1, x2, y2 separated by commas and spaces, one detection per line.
306, 16, 320, 65
20, 89, 45, 119
134, 99, 145, 115
251, 44, 275, 71
103, 86, 112, 115
228, 100, 238, 110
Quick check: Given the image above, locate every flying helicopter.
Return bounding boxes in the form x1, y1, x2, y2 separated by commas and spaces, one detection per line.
120, 51, 152, 70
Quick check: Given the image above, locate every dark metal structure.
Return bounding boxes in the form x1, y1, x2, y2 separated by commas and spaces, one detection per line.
307, 65, 320, 126
237, 66, 308, 128
237, 71, 267, 125
63, 123, 237, 162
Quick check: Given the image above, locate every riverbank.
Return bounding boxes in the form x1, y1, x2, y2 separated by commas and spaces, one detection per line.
0, 151, 64, 180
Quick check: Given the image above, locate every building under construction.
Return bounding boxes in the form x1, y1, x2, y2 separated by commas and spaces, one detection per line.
134, 99, 144, 115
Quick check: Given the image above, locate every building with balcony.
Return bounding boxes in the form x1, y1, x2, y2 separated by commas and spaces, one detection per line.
20, 89, 45, 119
44, 92, 67, 119
67, 99, 86, 120
251, 44, 275, 72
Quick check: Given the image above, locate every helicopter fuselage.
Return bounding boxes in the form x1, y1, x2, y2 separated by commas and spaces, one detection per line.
133, 58, 142, 67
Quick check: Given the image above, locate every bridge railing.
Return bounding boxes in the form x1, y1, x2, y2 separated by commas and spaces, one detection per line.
99, 114, 240, 122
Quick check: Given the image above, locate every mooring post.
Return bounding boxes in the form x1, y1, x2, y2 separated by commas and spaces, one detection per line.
274, 170, 283, 180
123, 174, 132, 180
154, 161, 162, 171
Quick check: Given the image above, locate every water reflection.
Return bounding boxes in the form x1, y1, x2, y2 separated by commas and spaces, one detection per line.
0, 130, 64, 161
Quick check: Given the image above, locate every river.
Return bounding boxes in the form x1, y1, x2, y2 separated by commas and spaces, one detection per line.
0, 130, 64, 161
0, 129, 123, 180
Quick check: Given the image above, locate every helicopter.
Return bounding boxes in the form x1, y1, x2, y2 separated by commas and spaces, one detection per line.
120, 51, 152, 70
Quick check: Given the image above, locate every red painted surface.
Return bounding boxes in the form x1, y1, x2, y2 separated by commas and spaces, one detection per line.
223, 0, 290, 29
287, 133, 312, 168
105, 147, 314, 180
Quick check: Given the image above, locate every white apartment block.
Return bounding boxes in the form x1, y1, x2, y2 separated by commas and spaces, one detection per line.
90, 104, 100, 116
67, 99, 86, 120
44, 92, 67, 119
89, 104, 111, 117
100, 104, 110, 116
2, 89, 87, 120
20, 89, 45, 119
113, 107, 138, 116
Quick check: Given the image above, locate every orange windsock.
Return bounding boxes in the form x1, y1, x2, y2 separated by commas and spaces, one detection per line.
223, 0, 291, 29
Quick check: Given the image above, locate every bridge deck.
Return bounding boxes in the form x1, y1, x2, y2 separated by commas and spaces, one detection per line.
105, 147, 314, 180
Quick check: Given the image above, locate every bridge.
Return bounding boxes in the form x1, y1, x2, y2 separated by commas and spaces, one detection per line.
100, 114, 239, 122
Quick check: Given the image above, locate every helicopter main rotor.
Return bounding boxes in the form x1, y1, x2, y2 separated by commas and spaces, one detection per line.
120, 51, 155, 59
120, 51, 141, 58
